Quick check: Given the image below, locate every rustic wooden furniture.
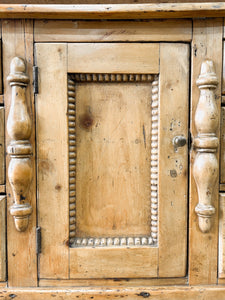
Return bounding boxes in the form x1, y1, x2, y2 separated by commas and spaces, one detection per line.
1, 2, 225, 299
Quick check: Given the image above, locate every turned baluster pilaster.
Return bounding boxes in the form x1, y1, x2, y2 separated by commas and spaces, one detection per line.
7, 57, 33, 232
193, 60, 219, 233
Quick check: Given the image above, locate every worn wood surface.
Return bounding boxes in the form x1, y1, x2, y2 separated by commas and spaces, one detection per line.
3, 286, 225, 299
1, 0, 224, 3
75, 82, 151, 238
0, 196, 6, 281
68, 43, 159, 74
220, 107, 225, 183
158, 43, 189, 277
36, 43, 69, 279
2, 19, 37, 287
0, 108, 5, 185
189, 18, 222, 285
39, 277, 188, 287
34, 20, 192, 42
1, 4, 225, 19
70, 247, 158, 278
219, 193, 225, 278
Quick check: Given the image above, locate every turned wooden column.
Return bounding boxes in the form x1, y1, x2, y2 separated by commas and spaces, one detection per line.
193, 60, 219, 233
7, 57, 33, 232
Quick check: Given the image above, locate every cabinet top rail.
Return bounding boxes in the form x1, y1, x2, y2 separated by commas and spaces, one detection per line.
1, 3, 225, 19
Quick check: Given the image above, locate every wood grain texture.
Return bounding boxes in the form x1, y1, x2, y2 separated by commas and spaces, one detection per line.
219, 193, 225, 278
34, 20, 192, 42
0, 196, 6, 281
1, 0, 224, 3
1, 4, 225, 19
75, 82, 151, 238
189, 18, 222, 285
3, 286, 225, 299
68, 43, 159, 74
70, 247, 158, 278
2, 19, 37, 287
39, 277, 188, 287
0, 108, 5, 185
220, 107, 225, 183
158, 43, 189, 277
36, 43, 69, 279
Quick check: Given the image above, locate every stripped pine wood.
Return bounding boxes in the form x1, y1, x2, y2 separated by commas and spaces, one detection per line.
158, 43, 189, 277
0, 108, 4, 185
189, 18, 222, 285
219, 193, 225, 278
69, 247, 158, 278
39, 277, 188, 287
3, 286, 225, 300
68, 43, 159, 74
36, 43, 69, 279
0, 196, 5, 281
0, 96, 4, 105
1, 3, 225, 19
34, 20, 192, 42
2, 19, 37, 287
220, 107, 225, 183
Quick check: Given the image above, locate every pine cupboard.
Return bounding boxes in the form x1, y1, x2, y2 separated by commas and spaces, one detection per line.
0, 3, 225, 299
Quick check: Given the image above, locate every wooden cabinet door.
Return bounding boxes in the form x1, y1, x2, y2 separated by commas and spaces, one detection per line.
36, 42, 189, 280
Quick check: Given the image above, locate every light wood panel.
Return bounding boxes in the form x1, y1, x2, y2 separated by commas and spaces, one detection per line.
2, 19, 37, 287
39, 277, 188, 287
0, 108, 5, 185
70, 247, 158, 279
3, 286, 225, 299
0, 196, 6, 281
220, 107, 225, 183
34, 20, 192, 42
1, 3, 225, 19
36, 43, 69, 279
219, 193, 225, 278
75, 82, 151, 238
189, 18, 222, 285
158, 43, 189, 277
0, 186, 5, 194
68, 43, 159, 74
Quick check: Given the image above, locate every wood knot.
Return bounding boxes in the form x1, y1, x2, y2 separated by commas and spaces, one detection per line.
79, 113, 94, 130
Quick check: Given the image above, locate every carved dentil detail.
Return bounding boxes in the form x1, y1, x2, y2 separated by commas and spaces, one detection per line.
7, 57, 33, 232
193, 60, 218, 233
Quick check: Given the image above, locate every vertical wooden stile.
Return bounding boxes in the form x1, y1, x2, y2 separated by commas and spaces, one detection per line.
189, 18, 223, 285
2, 19, 37, 287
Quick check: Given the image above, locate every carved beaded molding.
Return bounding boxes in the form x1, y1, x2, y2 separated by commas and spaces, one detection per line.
68, 73, 159, 247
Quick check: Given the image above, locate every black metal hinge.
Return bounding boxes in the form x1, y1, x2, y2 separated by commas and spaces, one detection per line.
33, 66, 39, 94
36, 226, 41, 254
188, 129, 193, 151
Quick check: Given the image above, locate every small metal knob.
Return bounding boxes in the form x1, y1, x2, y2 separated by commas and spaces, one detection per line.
173, 136, 186, 148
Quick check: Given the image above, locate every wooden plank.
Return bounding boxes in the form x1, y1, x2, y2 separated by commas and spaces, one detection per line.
1, 4, 225, 19
189, 18, 223, 285
0, 108, 4, 185
223, 42, 225, 94
4, 286, 225, 299
158, 43, 189, 277
220, 184, 225, 191
70, 247, 158, 278
2, 19, 37, 287
0, 96, 4, 104
75, 82, 151, 238
0, 196, 5, 281
220, 107, 225, 183
219, 193, 225, 278
222, 96, 225, 104
34, 20, 192, 42
39, 277, 188, 287
0, 40, 2, 95
1, 0, 225, 3
36, 43, 69, 279
68, 43, 159, 74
